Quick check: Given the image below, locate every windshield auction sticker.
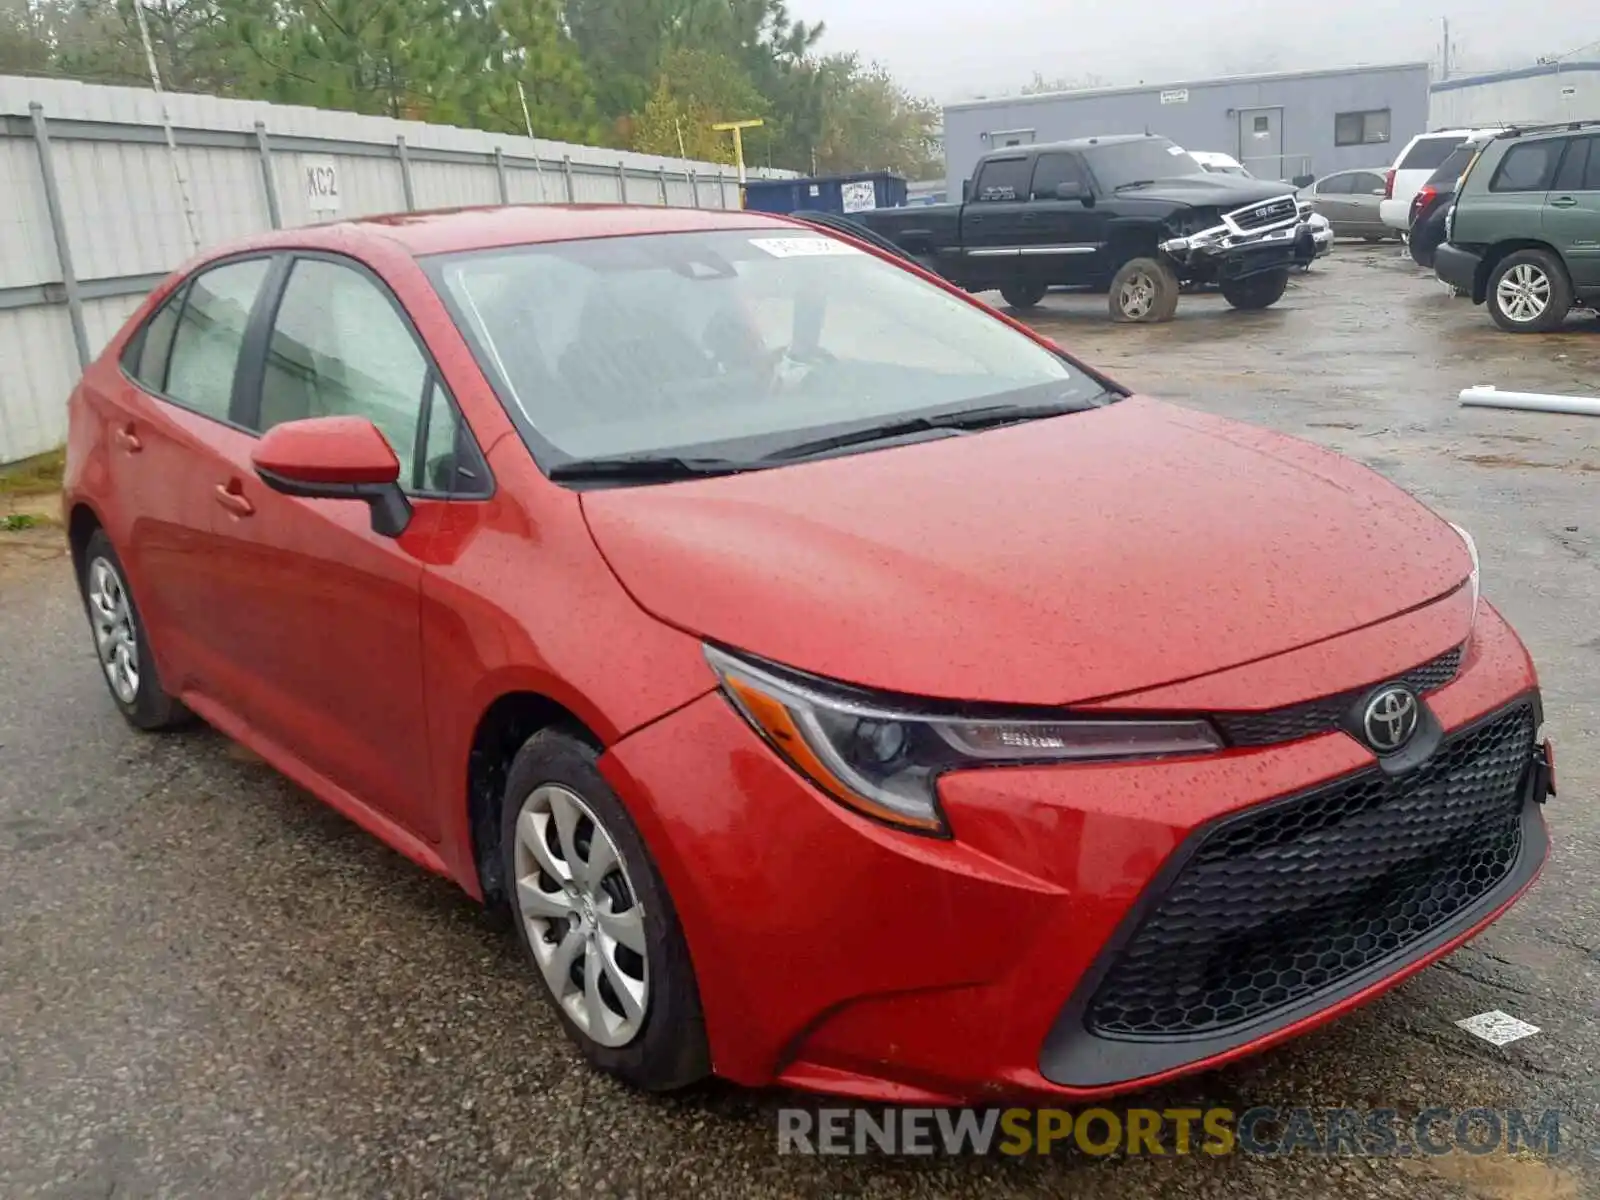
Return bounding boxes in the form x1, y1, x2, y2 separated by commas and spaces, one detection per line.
748, 237, 864, 258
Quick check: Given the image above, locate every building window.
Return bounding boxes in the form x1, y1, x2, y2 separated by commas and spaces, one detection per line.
1253, 115, 1270, 133
1335, 109, 1391, 147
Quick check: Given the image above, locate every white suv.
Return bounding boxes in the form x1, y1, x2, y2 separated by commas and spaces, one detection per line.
1379, 129, 1501, 233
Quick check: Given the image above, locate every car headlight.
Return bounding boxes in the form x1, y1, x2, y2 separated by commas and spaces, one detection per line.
705, 646, 1223, 835
1449, 522, 1481, 624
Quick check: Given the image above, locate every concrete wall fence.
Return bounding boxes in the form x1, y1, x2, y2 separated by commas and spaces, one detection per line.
0, 75, 782, 465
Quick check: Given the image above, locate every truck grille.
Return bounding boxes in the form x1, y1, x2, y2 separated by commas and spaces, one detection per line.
1226, 195, 1301, 233
1214, 646, 1462, 748
1085, 702, 1535, 1039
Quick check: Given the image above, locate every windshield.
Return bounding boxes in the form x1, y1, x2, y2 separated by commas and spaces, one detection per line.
429, 229, 1107, 467
1086, 138, 1201, 187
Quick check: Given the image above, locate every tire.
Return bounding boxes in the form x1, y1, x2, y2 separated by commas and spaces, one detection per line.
1000, 280, 1047, 311
1108, 257, 1180, 323
77, 529, 189, 731
501, 729, 710, 1092
1220, 268, 1290, 311
1486, 249, 1573, 334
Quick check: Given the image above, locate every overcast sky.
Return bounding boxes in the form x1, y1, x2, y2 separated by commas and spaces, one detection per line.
798, 0, 1597, 103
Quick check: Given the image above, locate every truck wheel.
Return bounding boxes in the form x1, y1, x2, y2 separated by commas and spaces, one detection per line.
1220, 269, 1289, 311
1108, 258, 1179, 323
1000, 280, 1048, 311
1486, 249, 1572, 333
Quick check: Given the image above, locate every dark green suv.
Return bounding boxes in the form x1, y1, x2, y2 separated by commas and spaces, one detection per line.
1435, 122, 1600, 332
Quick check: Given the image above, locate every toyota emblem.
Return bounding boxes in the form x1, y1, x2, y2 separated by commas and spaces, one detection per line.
1362, 685, 1420, 754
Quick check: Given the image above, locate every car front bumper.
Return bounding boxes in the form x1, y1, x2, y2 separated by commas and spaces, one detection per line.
1435, 242, 1482, 298
601, 602, 1547, 1103
1161, 217, 1320, 280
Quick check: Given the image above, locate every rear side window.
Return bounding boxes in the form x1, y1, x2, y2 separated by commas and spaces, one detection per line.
974, 157, 1031, 202
165, 258, 272, 422
1490, 141, 1563, 193
121, 288, 185, 392
1400, 136, 1465, 171
1426, 145, 1479, 186
1554, 137, 1596, 191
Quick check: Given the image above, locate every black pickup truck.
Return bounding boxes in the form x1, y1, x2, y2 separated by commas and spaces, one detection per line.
852, 134, 1321, 322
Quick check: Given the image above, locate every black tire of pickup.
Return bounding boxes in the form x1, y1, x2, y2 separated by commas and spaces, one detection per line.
1220, 268, 1289, 311
1000, 280, 1048, 311
1108, 258, 1180, 323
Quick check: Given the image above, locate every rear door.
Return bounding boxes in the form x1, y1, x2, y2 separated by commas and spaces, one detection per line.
1545, 135, 1600, 290
960, 155, 1034, 286
1344, 171, 1389, 235
1021, 151, 1106, 283
1481, 136, 1566, 247
1311, 172, 1357, 232
105, 256, 277, 696
197, 252, 490, 843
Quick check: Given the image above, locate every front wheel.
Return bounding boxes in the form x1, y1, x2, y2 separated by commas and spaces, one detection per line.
1108, 258, 1180, 323
1000, 279, 1048, 311
501, 729, 710, 1091
1220, 268, 1289, 311
1487, 249, 1573, 333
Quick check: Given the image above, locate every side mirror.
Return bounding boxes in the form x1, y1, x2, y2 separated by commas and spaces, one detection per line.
251, 416, 412, 538
1370, 188, 1386, 196
1054, 181, 1085, 201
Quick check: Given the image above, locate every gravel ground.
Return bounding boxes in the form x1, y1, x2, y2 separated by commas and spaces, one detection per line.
1, 243, 1597, 1199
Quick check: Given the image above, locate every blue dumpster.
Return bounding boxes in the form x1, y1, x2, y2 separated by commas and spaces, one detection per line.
740, 171, 909, 215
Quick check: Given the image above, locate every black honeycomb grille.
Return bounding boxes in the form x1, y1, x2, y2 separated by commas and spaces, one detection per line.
1086, 702, 1535, 1039
1215, 646, 1463, 748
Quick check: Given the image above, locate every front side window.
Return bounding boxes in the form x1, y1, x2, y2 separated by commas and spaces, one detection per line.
1029, 153, 1087, 199
430, 230, 1107, 467
259, 259, 431, 488
1351, 172, 1385, 194
1491, 141, 1563, 193
1317, 173, 1354, 195
164, 258, 271, 422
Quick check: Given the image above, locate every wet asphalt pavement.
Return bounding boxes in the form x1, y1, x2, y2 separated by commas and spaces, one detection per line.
2, 244, 1598, 1199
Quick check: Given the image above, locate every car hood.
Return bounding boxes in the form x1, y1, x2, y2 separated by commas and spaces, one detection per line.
1122, 174, 1301, 209
580, 398, 1471, 706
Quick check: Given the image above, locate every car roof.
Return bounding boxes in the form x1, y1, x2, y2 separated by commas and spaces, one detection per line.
993, 134, 1162, 156
213, 203, 795, 261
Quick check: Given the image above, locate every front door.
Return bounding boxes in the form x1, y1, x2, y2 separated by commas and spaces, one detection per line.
199, 253, 455, 842
1545, 135, 1600, 289
1238, 108, 1285, 181
1022, 151, 1108, 284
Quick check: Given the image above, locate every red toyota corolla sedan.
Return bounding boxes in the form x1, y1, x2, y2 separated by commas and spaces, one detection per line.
62, 204, 1554, 1103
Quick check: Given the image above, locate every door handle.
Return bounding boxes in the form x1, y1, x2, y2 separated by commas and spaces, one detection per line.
214, 481, 255, 518
113, 424, 142, 453
1550, 196, 1577, 208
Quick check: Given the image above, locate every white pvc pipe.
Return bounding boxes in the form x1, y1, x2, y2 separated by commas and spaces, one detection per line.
1459, 385, 1600, 417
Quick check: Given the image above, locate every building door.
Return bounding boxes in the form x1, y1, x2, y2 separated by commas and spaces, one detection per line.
1238, 108, 1285, 180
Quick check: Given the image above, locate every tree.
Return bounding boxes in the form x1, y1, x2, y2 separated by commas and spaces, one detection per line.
463, 0, 604, 143
810, 54, 940, 178
0, 0, 54, 74
631, 45, 768, 163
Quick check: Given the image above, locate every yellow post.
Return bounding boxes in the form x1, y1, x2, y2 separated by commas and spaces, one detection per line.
712, 118, 763, 207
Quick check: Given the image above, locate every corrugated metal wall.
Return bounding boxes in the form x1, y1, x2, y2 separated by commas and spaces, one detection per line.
0, 75, 777, 464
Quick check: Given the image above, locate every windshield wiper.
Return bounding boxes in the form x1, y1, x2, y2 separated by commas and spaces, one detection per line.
1113, 179, 1158, 192
548, 454, 754, 483
762, 397, 1101, 463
